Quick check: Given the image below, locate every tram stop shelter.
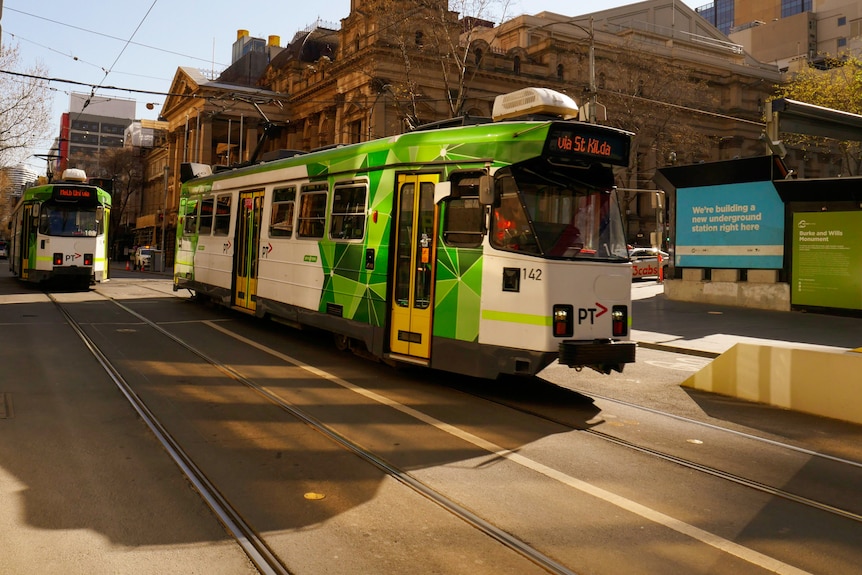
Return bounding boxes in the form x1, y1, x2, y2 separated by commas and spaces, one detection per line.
654, 98, 862, 316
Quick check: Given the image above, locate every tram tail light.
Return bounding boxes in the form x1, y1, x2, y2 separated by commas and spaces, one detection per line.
552, 304, 573, 337
84, 253, 93, 266
612, 305, 628, 337
53, 253, 63, 266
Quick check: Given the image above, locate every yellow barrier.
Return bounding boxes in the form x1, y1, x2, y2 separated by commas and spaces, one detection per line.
681, 343, 862, 425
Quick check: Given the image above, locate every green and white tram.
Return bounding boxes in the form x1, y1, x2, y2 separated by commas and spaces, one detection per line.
175, 88, 637, 379
9, 169, 111, 289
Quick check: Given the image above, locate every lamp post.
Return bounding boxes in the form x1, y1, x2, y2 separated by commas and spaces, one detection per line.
529, 16, 597, 123
583, 17, 596, 124
160, 165, 168, 271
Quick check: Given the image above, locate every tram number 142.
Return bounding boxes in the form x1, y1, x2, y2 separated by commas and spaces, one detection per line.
522, 268, 543, 281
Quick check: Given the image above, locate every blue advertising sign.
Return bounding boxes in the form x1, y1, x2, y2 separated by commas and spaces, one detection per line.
675, 181, 785, 268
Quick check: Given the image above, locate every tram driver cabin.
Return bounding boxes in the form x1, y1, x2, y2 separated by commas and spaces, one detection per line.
174, 87, 637, 380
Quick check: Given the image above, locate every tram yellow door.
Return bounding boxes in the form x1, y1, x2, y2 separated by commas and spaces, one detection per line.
234, 190, 264, 311
389, 174, 438, 358
17, 205, 37, 280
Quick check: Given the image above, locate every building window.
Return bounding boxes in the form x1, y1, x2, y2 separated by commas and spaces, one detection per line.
101, 123, 127, 134
782, 0, 812, 18
513, 56, 521, 75
349, 119, 363, 144
557, 64, 564, 81
415, 31, 423, 47
838, 37, 848, 48
838, 16, 847, 26
70, 132, 98, 145
100, 135, 124, 147
71, 120, 98, 131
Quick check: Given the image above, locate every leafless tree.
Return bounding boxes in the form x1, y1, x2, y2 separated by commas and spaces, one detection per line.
95, 147, 145, 249
361, 0, 512, 129
0, 43, 53, 168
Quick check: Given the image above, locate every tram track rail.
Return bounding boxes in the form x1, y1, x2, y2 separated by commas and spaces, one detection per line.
53, 290, 580, 575
466, 382, 862, 525
50, 281, 858, 574
49, 294, 291, 575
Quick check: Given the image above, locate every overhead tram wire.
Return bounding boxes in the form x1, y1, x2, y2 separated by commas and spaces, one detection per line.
5, 6, 230, 68
3, 4, 768, 132
77, 0, 159, 115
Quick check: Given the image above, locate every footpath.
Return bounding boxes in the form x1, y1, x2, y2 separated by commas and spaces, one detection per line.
631, 281, 861, 357
631, 280, 862, 425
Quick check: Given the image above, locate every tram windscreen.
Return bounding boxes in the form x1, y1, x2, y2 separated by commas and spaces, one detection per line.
39, 204, 101, 237
490, 166, 628, 260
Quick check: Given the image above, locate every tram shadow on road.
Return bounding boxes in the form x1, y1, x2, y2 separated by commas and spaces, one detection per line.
432, 371, 603, 432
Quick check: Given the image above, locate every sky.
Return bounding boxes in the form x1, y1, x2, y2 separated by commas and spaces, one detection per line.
3, 0, 704, 174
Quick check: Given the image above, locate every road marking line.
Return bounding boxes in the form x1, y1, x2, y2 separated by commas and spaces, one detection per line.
205, 320, 813, 575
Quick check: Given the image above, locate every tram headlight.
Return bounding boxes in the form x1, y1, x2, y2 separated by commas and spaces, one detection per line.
53, 253, 64, 266
552, 304, 574, 337
612, 305, 628, 337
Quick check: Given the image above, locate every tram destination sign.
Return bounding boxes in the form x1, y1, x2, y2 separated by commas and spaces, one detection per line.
52, 185, 97, 204
545, 124, 631, 167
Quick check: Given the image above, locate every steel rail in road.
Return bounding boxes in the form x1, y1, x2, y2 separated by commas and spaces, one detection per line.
471, 384, 862, 525
49, 294, 291, 575
58, 290, 581, 575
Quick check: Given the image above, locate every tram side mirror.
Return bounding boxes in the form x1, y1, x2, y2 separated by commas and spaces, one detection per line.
479, 174, 496, 206
32, 204, 40, 219
95, 206, 104, 223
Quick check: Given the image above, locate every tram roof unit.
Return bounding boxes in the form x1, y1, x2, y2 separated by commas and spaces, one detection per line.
180, 88, 632, 193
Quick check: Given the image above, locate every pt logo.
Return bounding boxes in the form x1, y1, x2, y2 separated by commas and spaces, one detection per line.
577, 302, 607, 324
65, 253, 82, 262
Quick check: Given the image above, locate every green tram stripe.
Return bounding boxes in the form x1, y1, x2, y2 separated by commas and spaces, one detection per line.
481, 309, 551, 326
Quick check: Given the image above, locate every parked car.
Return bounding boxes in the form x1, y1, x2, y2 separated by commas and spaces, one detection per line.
133, 247, 156, 270
630, 247, 669, 280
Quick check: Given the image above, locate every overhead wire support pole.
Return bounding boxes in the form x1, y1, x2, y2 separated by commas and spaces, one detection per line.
587, 16, 596, 124
526, 16, 598, 123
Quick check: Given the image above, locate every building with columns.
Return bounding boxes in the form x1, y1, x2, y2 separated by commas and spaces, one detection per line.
152, 0, 787, 250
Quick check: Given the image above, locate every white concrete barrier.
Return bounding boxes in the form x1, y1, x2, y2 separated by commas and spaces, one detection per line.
681, 343, 862, 425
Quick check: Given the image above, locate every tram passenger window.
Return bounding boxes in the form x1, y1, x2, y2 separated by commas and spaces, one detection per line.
214, 195, 232, 236
443, 197, 483, 247
270, 187, 296, 238
199, 198, 214, 235
297, 187, 327, 238
183, 200, 199, 234
330, 184, 366, 240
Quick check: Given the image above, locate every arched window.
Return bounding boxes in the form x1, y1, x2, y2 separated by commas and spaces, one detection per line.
415, 31, 424, 47
474, 49, 483, 66
513, 56, 521, 75
556, 64, 564, 81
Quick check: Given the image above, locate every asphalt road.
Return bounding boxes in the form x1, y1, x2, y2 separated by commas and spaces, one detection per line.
1, 270, 861, 575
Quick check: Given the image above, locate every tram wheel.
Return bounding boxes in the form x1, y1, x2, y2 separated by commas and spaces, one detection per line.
333, 333, 350, 352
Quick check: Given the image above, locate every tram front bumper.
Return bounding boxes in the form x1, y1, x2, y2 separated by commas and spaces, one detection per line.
559, 339, 637, 374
